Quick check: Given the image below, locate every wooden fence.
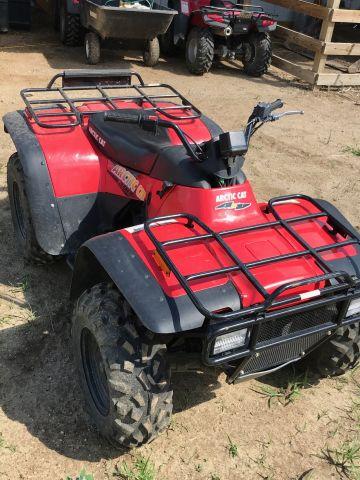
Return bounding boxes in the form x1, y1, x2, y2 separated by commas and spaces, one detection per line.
263, 0, 360, 86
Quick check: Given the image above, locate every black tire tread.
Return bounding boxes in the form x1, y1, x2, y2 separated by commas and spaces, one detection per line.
61, 7, 82, 47
143, 37, 160, 67
85, 32, 101, 65
186, 27, 214, 75
242, 32, 272, 77
72, 283, 173, 448
7, 153, 57, 265
312, 323, 360, 376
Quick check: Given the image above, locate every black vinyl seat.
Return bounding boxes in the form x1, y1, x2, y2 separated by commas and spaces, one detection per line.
88, 110, 223, 187
88, 110, 171, 175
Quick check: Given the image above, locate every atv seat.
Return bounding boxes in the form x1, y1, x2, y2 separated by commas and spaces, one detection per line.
88, 110, 224, 187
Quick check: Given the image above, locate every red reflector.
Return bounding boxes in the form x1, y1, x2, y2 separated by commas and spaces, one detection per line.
262, 19, 274, 27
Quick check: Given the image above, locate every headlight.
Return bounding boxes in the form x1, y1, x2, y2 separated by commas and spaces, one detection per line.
213, 328, 248, 356
346, 297, 360, 318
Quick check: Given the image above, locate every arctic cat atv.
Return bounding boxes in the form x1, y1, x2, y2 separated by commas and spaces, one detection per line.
4, 69, 360, 448
160, 0, 276, 76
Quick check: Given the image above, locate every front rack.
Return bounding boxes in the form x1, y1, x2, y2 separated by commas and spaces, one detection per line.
144, 194, 360, 322
21, 70, 202, 129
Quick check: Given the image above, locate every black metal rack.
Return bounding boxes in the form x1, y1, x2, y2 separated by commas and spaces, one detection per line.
144, 194, 360, 323
21, 70, 201, 129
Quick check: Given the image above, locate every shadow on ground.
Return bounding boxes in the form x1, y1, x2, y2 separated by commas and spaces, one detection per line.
0, 181, 321, 462
0, 192, 225, 461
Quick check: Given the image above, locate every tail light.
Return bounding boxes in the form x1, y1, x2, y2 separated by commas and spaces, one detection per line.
261, 19, 275, 27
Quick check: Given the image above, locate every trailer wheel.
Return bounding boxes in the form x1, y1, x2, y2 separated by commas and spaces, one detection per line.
143, 37, 160, 67
185, 27, 214, 75
7, 153, 57, 265
308, 323, 360, 376
242, 32, 271, 77
85, 32, 101, 65
72, 283, 173, 448
59, 2, 82, 46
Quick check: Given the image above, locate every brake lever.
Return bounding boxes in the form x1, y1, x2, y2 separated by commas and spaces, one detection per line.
270, 110, 304, 121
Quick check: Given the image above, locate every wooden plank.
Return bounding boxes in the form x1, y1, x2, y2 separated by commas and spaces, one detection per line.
272, 55, 317, 83
312, 0, 340, 74
348, 60, 360, 74
317, 73, 360, 86
261, 0, 329, 19
274, 25, 323, 52
323, 42, 360, 55
331, 8, 360, 23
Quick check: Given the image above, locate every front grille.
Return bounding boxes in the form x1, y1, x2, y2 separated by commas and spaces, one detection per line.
257, 304, 339, 344
243, 331, 326, 374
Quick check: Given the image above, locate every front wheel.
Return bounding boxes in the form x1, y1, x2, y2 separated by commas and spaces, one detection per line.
242, 32, 272, 77
185, 27, 214, 75
72, 283, 173, 448
308, 323, 360, 376
143, 37, 160, 67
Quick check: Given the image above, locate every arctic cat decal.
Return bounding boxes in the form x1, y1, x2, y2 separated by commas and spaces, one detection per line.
88, 125, 106, 147
216, 191, 247, 203
215, 201, 251, 211
110, 164, 146, 201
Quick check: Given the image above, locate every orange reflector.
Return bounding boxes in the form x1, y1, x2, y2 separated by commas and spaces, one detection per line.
153, 250, 171, 277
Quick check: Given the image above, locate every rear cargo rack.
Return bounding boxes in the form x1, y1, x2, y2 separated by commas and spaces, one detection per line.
144, 194, 360, 322
21, 70, 201, 129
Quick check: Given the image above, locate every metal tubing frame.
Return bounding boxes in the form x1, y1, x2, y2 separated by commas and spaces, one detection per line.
21, 81, 201, 129
144, 194, 360, 367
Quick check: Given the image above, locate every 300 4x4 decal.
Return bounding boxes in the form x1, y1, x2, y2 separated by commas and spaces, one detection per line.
110, 164, 146, 201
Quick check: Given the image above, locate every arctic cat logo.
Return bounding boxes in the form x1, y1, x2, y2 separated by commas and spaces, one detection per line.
215, 201, 251, 211
215, 191, 247, 203
89, 126, 106, 147
110, 164, 146, 201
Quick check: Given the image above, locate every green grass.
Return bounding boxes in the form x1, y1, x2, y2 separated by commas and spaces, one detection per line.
255, 374, 310, 408
210, 475, 220, 480
65, 470, 94, 480
0, 432, 16, 453
344, 146, 360, 157
113, 456, 155, 480
322, 441, 360, 479
227, 435, 238, 458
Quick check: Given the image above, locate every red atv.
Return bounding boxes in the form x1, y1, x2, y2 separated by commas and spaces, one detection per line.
161, 0, 277, 76
4, 70, 360, 448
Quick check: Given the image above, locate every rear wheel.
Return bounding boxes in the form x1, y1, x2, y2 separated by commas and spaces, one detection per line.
185, 27, 214, 75
309, 323, 360, 376
7, 153, 56, 264
85, 31, 101, 65
143, 37, 160, 67
242, 32, 271, 77
72, 283, 173, 448
60, 2, 82, 46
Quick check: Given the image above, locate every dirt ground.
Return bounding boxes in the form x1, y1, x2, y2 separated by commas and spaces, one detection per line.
0, 11, 360, 480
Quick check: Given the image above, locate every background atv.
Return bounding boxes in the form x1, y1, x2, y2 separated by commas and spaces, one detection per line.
161, 0, 276, 76
4, 70, 360, 449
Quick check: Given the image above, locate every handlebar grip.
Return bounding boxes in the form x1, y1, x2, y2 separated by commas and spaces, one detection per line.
269, 99, 283, 111
104, 111, 141, 124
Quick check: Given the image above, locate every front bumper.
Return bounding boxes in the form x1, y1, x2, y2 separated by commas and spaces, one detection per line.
203, 290, 360, 383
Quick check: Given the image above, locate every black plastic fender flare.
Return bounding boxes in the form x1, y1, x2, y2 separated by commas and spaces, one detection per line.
3, 111, 67, 255
70, 231, 241, 334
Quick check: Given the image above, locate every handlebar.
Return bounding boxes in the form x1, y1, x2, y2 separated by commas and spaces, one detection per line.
104, 110, 202, 162
104, 111, 141, 124
269, 98, 284, 111
245, 99, 303, 143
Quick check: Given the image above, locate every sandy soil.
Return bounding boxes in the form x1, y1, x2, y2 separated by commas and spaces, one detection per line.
0, 10, 360, 480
